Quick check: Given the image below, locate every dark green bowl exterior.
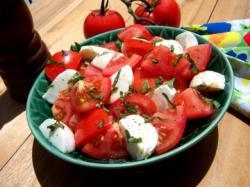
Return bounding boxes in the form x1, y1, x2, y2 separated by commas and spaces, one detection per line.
26, 26, 234, 169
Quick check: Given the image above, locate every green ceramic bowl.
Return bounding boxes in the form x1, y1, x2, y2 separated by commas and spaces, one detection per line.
26, 26, 234, 169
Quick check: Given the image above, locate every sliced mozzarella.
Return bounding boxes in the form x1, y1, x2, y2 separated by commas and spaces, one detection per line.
110, 65, 133, 103
190, 70, 225, 91
119, 115, 158, 160
80, 45, 117, 61
176, 31, 198, 50
43, 69, 77, 104
91, 52, 115, 69
155, 39, 183, 54
39, 118, 75, 153
149, 84, 176, 112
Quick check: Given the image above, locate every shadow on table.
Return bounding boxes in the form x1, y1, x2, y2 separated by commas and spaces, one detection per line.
32, 127, 218, 187
0, 90, 25, 128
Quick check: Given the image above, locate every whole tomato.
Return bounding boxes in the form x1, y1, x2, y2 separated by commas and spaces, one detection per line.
122, 0, 181, 27
83, 0, 125, 38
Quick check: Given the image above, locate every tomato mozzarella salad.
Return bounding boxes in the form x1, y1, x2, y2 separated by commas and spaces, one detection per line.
40, 24, 225, 161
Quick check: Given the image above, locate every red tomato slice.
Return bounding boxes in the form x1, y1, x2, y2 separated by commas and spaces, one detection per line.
141, 46, 188, 78
45, 50, 82, 81
101, 41, 120, 52
118, 24, 153, 41
68, 112, 88, 132
52, 98, 73, 126
152, 105, 186, 155
125, 94, 157, 116
71, 77, 111, 112
179, 44, 212, 80
82, 123, 129, 160
79, 64, 103, 78
173, 88, 214, 119
74, 108, 112, 148
102, 54, 142, 77
133, 69, 156, 93
122, 38, 154, 57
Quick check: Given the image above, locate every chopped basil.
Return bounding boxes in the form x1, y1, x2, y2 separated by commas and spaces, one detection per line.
151, 39, 163, 46
120, 91, 137, 114
166, 78, 175, 88
141, 80, 153, 93
47, 58, 63, 65
162, 92, 176, 109
173, 54, 183, 66
152, 58, 159, 64
61, 50, 68, 56
97, 120, 105, 129
154, 76, 164, 88
87, 91, 103, 100
70, 42, 81, 52
125, 130, 142, 144
47, 121, 64, 132
144, 115, 167, 123
68, 72, 84, 84
136, 35, 147, 40
96, 102, 110, 113
170, 45, 175, 52
185, 53, 199, 73
111, 69, 121, 93
115, 40, 122, 49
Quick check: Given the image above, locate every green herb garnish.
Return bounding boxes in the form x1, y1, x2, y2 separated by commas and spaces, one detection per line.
61, 50, 68, 56
151, 39, 163, 46
87, 91, 103, 100
111, 69, 121, 93
152, 58, 159, 64
166, 78, 175, 88
185, 53, 199, 73
47, 58, 63, 65
144, 115, 167, 123
96, 102, 110, 113
212, 100, 221, 109
47, 121, 65, 132
70, 42, 81, 52
173, 54, 183, 66
162, 92, 176, 109
97, 120, 105, 129
115, 40, 122, 49
68, 72, 84, 84
170, 45, 175, 52
141, 80, 153, 93
154, 76, 164, 88
125, 129, 142, 143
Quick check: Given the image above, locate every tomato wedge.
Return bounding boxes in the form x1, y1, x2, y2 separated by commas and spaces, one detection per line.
122, 38, 154, 57
45, 50, 82, 81
102, 54, 142, 77
71, 77, 111, 112
152, 105, 186, 155
141, 46, 188, 78
82, 123, 129, 160
74, 108, 112, 148
173, 88, 214, 119
118, 24, 153, 41
179, 44, 212, 80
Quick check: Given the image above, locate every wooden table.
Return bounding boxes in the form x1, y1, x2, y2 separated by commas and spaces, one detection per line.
0, 0, 249, 186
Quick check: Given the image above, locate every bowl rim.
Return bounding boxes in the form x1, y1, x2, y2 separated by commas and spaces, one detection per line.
26, 25, 234, 169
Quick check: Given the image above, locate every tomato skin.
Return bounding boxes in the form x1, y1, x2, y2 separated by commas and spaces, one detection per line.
152, 105, 186, 155
52, 98, 73, 126
82, 124, 129, 160
118, 24, 153, 41
74, 108, 112, 148
180, 44, 212, 80
122, 38, 154, 57
71, 77, 111, 113
45, 51, 82, 81
125, 94, 157, 116
173, 76, 189, 92
173, 88, 214, 119
84, 10, 125, 38
134, 0, 181, 27
101, 41, 120, 52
